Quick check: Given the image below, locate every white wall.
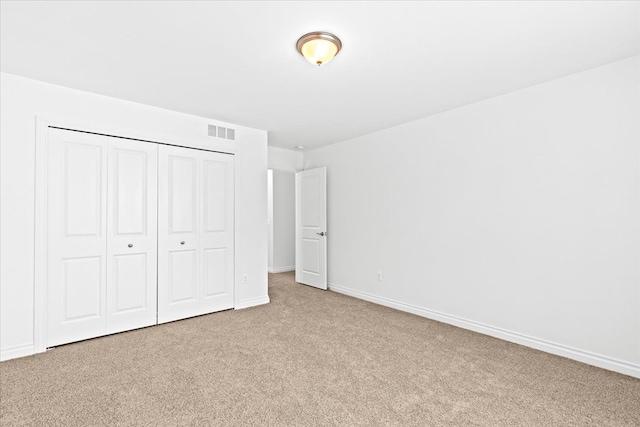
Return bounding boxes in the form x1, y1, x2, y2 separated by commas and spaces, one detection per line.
270, 170, 296, 272
0, 73, 269, 360
268, 146, 303, 172
304, 56, 640, 377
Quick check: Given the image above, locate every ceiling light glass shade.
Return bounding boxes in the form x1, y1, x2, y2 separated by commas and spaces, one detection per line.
296, 32, 342, 66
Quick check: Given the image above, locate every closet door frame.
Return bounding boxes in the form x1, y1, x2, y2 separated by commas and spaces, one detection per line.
34, 115, 235, 354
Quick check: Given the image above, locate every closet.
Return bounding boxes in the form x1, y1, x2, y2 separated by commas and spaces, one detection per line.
45, 128, 234, 348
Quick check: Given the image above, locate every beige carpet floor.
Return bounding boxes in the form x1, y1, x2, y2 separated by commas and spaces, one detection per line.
1, 272, 639, 426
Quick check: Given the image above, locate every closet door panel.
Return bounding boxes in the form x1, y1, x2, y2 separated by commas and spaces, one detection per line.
168, 250, 197, 303
203, 160, 228, 233
204, 248, 227, 297
170, 156, 197, 233
201, 155, 234, 311
158, 146, 201, 323
106, 141, 158, 334
113, 254, 147, 311
47, 129, 108, 347
62, 256, 103, 321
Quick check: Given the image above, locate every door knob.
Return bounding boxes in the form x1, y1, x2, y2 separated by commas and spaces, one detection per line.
316, 232, 326, 236
128, 244, 133, 248
180, 241, 185, 245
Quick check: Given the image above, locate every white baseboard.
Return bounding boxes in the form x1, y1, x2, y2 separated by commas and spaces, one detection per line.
235, 296, 270, 310
328, 283, 640, 379
268, 265, 295, 274
1, 344, 35, 362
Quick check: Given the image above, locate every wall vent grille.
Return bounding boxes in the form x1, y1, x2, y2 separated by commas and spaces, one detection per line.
207, 124, 236, 141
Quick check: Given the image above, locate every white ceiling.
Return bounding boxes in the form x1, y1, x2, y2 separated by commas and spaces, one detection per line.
1, 1, 639, 151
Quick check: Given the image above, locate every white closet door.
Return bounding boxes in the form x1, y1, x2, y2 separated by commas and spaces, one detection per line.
158, 145, 234, 324
201, 154, 234, 313
158, 145, 200, 323
106, 139, 158, 334
47, 128, 109, 347
47, 128, 158, 347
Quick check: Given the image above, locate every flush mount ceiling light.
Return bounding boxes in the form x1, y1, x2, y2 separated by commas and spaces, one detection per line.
296, 31, 342, 66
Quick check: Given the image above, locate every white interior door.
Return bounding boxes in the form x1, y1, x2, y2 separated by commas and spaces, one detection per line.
106, 139, 158, 334
158, 145, 234, 323
295, 167, 327, 289
47, 128, 109, 347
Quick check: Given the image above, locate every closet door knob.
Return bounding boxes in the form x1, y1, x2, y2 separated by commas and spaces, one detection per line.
180, 241, 185, 245
128, 244, 133, 248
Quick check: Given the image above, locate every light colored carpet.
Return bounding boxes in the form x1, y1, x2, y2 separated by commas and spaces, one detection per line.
1, 271, 639, 426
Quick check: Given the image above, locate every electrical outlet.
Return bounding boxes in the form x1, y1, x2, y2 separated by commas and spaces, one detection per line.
377, 271, 383, 281
243, 274, 248, 283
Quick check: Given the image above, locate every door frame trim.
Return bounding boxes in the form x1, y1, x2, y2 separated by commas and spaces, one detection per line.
34, 115, 235, 354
